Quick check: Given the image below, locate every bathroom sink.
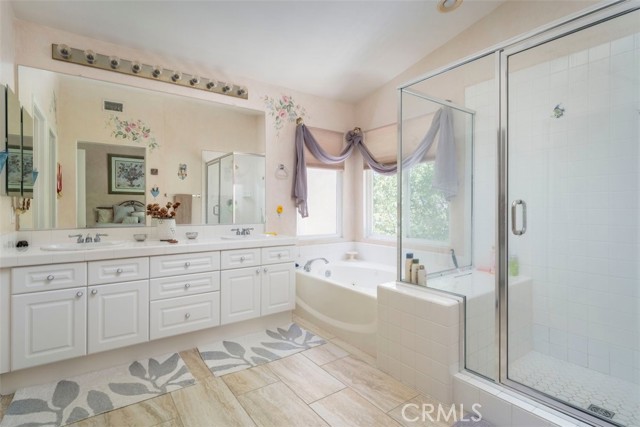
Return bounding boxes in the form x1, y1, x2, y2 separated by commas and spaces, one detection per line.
220, 234, 274, 240
41, 241, 126, 251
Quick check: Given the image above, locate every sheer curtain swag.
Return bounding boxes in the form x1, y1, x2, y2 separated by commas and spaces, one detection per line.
292, 107, 456, 217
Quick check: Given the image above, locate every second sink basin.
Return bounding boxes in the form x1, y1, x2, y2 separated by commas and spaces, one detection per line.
41, 241, 126, 251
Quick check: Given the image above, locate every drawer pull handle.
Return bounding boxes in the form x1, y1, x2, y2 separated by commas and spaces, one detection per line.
240, 256, 245, 262
76, 291, 83, 298
185, 313, 191, 319
185, 262, 191, 268
256, 269, 260, 275
91, 289, 98, 295
277, 253, 282, 258
184, 283, 191, 289
46, 275, 55, 281
116, 268, 123, 274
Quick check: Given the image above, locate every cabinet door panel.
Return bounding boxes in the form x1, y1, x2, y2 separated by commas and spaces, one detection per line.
12, 287, 87, 370
150, 252, 220, 278
88, 280, 149, 354
262, 263, 296, 315
88, 258, 149, 285
150, 271, 220, 301
221, 267, 261, 325
261, 246, 296, 265
150, 292, 220, 340
12, 262, 87, 294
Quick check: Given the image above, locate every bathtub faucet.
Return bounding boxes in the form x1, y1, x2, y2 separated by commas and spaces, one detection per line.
303, 257, 329, 272
450, 249, 459, 270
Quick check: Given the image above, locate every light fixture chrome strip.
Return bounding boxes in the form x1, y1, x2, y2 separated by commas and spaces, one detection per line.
51, 44, 248, 100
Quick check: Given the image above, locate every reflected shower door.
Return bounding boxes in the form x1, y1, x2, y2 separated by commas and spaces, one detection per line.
505, 9, 639, 426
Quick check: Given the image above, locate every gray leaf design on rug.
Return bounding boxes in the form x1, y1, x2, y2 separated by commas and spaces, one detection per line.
0, 353, 195, 427
198, 323, 326, 376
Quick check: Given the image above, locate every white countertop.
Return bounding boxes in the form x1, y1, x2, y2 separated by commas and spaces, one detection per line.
0, 236, 297, 268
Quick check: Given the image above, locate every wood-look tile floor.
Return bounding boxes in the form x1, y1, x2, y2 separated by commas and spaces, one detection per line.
1, 316, 452, 427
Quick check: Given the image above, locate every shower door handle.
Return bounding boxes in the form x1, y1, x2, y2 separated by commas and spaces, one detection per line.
213, 205, 219, 216
511, 199, 527, 236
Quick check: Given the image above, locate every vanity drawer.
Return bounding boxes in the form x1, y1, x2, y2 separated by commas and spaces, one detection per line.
12, 262, 87, 294
150, 271, 220, 301
150, 252, 220, 278
261, 246, 296, 265
221, 248, 261, 269
88, 257, 149, 285
149, 292, 220, 340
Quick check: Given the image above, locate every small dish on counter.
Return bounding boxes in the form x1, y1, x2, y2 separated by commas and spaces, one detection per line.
185, 232, 198, 240
133, 234, 147, 242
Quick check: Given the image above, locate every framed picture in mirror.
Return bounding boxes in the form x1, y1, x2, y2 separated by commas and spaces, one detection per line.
108, 154, 145, 195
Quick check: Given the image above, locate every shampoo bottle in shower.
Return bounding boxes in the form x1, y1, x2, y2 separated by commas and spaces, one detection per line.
417, 265, 427, 286
411, 259, 420, 284
405, 253, 414, 282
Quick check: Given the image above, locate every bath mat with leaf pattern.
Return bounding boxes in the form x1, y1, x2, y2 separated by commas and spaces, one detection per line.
0, 352, 195, 427
198, 323, 326, 376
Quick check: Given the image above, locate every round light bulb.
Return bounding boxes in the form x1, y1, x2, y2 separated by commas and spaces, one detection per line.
189, 75, 200, 86
108, 56, 120, 69
171, 71, 182, 82
131, 61, 142, 74
83, 49, 96, 64
57, 44, 72, 59
152, 66, 163, 78
206, 80, 217, 90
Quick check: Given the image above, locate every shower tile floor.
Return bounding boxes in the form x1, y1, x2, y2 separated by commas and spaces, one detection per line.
510, 351, 640, 426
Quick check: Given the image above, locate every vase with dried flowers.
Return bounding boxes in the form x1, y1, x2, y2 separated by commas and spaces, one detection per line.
147, 202, 181, 240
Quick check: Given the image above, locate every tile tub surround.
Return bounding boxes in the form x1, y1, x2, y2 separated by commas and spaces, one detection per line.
377, 282, 461, 405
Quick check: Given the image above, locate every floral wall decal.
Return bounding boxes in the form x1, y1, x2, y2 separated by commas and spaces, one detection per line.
263, 95, 308, 135
107, 115, 159, 150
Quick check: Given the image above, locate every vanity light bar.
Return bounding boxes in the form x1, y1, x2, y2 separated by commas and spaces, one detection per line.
51, 44, 248, 100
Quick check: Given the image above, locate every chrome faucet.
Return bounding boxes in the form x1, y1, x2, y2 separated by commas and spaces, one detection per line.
69, 234, 84, 243
94, 233, 108, 242
84, 233, 93, 243
241, 227, 254, 236
231, 228, 241, 235
303, 257, 329, 272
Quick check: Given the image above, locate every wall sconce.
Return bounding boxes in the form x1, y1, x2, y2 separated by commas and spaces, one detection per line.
51, 44, 248, 100
150, 185, 160, 198
177, 164, 187, 180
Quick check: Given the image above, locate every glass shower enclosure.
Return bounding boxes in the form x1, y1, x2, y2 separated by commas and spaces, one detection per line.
398, 2, 639, 425
205, 152, 265, 225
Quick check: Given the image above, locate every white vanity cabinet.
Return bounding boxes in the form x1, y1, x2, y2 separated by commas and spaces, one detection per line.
221, 245, 296, 325
11, 287, 87, 370
149, 251, 221, 340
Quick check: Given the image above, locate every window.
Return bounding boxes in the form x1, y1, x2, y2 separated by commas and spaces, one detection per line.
297, 168, 342, 237
365, 162, 450, 244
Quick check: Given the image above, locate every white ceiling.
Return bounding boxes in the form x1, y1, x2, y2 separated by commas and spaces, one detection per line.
10, 0, 503, 103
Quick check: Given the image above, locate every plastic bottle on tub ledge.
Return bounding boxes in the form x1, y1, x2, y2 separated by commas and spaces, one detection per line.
405, 253, 414, 282
417, 265, 427, 286
410, 259, 420, 284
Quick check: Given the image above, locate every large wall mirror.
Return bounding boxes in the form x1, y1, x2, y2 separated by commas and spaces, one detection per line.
17, 66, 266, 230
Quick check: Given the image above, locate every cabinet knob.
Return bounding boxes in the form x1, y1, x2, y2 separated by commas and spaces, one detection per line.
116, 268, 123, 274
91, 289, 98, 295
184, 283, 191, 289
277, 253, 282, 258
185, 313, 191, 319
256, 269, 260, 275
240, 256, 246, 262
46, 275, 55, 281
185, 262, 191, 268
263, 267, 268, 273
76, 291, 83, 298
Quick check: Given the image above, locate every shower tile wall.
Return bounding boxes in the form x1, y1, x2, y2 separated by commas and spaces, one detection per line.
507, 33, 640, 383
466, 33, 639, 383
